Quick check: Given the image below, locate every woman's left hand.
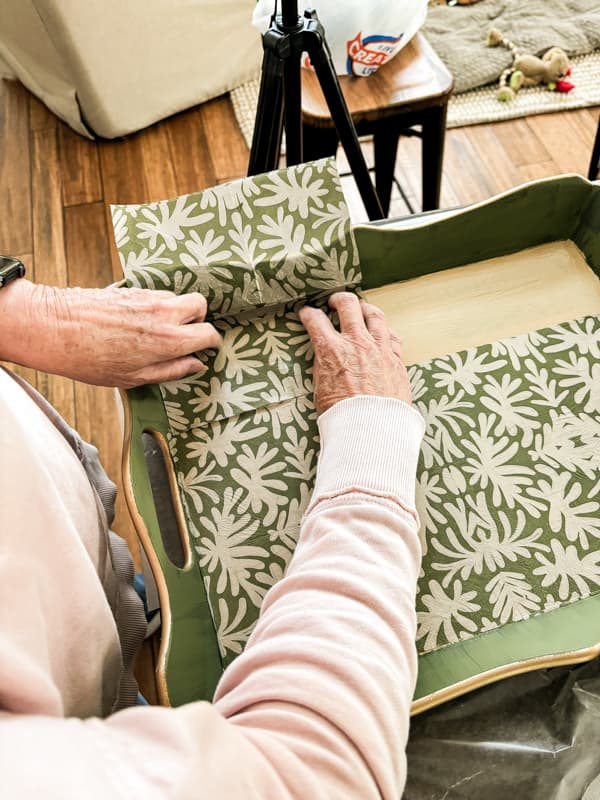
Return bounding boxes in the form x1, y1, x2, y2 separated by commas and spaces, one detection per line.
0, 280, 221, 388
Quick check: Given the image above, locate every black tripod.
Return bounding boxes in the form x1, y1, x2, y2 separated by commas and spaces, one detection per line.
589, 115, 600, 180
248, 1, 384, 221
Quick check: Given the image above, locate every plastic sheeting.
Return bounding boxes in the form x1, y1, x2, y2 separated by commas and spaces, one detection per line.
405, 658, 600, 799
252, 0, 427, 77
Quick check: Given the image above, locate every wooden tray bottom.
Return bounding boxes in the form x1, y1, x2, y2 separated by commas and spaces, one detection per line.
363, 240, 600, 364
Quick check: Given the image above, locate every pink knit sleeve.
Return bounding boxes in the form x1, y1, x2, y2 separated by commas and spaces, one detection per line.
0, 396, 424, 800
212, 396, 425, 799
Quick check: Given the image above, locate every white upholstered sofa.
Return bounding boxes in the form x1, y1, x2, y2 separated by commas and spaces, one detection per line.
0, 0, 262, 138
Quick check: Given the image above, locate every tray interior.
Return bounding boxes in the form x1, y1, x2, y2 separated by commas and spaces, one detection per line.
363, 240, 600, 364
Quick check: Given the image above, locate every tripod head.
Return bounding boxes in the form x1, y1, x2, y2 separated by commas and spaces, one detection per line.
250, 0, 384, 219
279, 0, 302, 32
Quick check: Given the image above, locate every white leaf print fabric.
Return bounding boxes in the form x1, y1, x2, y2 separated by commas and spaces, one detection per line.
112, 162, 600, 668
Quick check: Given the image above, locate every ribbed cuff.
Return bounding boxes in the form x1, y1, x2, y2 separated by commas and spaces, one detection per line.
313, 396, 425, 511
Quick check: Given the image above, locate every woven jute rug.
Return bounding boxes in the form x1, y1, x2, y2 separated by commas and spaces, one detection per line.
448, 51, 600, 127
230, 51, 600, 148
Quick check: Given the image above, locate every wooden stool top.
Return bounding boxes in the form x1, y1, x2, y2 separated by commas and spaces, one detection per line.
301, 33, 453, 127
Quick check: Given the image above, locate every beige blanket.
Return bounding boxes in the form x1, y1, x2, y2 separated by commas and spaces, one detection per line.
423, 0, 600, 93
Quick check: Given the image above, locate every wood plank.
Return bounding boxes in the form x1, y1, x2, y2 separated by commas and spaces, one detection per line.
387, 191, 413, 220
99, 136, 149, 282
64, 202, 112, 288
525, 111, 594, 176
393, 133, 462, 211
32, 129, 68, 285
31, 127, 75, 424
491, 118, 551, 168
99, 135, 149, 205
29, 93, 57, 132
518, 160, 562, 183
167, 107, 217, 195
0, 80, 32, 253
338, 130, 458, 215
59, 122, 102, 206
438, 173, 461, 209
140, 123, 178, 201
199, 95, 249, 183
462, 124, 523, 196
34, 372, 75, 427
342, 145, 416, 219
572, 107, 599, 140
340, 172, 376, 224
442, 128, 497, 206
333, 139, 415, 220
105, 214, 124, 286
64, 201, 141, 565
393, 136, 424, 210
334, 142, 374, 222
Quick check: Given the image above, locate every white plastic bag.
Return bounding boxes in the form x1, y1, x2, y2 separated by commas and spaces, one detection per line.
252, 0, 428, 77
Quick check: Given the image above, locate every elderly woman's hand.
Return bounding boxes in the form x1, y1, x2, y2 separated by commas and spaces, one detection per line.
298, 292, 411, 415
0, 280, 221, 388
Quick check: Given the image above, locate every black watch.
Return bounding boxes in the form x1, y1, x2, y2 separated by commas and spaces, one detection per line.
0, 256, 26, 288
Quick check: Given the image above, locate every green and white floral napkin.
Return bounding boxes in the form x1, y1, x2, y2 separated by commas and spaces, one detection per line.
113, 159, 357, 662
113, 158, 359, 317
411, 317, 600, 654
112, 160, 600, 670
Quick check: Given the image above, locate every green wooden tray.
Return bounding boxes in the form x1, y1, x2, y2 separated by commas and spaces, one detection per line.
121, 174, 600, 712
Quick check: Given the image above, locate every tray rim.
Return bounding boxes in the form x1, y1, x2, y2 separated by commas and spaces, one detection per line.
121, 174, 600, 711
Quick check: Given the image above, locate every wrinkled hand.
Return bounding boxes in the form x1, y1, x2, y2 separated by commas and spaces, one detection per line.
298, 292, 411, 415
1, 280, 221, 388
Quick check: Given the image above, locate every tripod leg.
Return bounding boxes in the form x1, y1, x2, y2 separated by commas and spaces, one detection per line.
283, 52, 303, 166
308, 46, 383, 220
248, 48, 285, 176
303, 121, 339, 162
588, 114, 600, 181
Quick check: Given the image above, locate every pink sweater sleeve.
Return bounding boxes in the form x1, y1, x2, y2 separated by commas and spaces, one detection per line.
0, 395, 424, 800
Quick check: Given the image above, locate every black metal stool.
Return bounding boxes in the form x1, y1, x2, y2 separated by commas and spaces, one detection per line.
301, 33, 453, 216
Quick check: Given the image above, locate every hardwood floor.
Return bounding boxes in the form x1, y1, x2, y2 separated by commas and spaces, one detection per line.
386, 106, 599, 216
0, 77, 597, 698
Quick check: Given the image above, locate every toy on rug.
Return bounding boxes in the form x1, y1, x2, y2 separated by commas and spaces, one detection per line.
486, 28, 575, 101
429, 1, 484, 5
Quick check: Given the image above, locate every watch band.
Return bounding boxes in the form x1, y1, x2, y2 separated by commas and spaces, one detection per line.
0, 256, 26, 288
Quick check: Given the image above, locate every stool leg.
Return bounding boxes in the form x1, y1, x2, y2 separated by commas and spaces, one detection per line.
588, 115, 600, 181
421, 104, 448, 211
302, 122, 339, 163
374, 131, 400, 217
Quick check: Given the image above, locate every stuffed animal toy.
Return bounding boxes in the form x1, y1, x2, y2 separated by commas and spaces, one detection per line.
429, 1, 484, 5
486, 28, 575, 101
429, 0, 486, 6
